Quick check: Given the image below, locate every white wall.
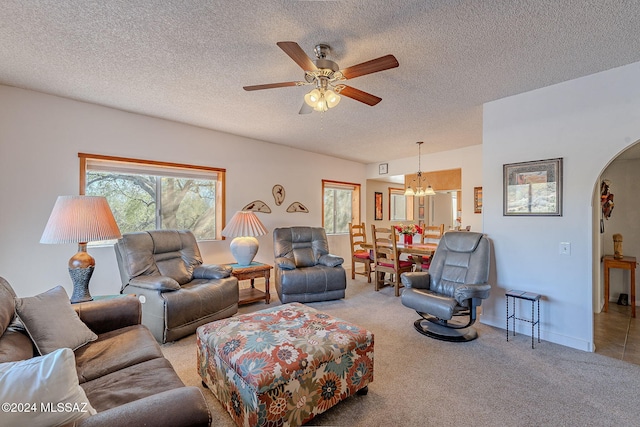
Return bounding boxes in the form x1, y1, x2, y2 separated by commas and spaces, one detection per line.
432, 192, 453, 229
482, 61, 640, 351
365, 179, 403, 228
0, 85, 366, 297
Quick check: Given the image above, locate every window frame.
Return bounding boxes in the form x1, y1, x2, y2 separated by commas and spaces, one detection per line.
389, 187, 414, 221
79, 153, 226, 240
321, 179, 361, 235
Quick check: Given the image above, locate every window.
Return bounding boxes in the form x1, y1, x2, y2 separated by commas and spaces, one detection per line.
389, 188, 414, 221
322, 180, 361, 235
79, 153, 225, 240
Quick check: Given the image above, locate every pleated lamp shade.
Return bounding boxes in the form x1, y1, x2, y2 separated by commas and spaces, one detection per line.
221, 211, 268, 266
40, 196, 122, 244
221, 211, 268, 238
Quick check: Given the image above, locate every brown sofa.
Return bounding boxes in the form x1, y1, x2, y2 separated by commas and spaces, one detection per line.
0, 277, 211, 427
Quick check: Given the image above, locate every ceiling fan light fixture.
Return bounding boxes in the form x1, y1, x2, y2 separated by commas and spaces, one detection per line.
304, 88, 321, 105
313, 96, 328, 112
305, 88, 341, 112
325, 89, 341, 108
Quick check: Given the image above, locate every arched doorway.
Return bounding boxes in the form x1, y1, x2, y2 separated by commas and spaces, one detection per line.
593, 141, 640, 364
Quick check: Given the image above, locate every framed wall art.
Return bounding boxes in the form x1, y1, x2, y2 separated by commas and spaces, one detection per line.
474, 187, 483, 214
374, 192, 383, 220
503, 158, 563, 216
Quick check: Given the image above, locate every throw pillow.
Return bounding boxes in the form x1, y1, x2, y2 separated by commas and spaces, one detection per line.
0, 347, 97, 426
15, 285, 97, 355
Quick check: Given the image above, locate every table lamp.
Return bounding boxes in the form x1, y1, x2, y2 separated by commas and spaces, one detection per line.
40, 195, 122, 303
221, 211, 268, 266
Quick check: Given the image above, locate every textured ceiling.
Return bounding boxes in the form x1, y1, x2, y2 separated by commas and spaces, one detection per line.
2, 1, 640, 164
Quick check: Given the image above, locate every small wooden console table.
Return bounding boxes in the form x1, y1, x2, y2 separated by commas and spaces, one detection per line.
603, 255, 636, 318
228, 262, 272, 305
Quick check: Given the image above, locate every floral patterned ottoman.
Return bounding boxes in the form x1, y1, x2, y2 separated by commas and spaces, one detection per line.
196, 302, 374, 427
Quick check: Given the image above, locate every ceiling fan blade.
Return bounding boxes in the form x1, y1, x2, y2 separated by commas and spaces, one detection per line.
340, 54, 399, 80
299, 102, 313, 115
339, 85, 382, 106
243, 81, 300, 91
277, 41, 318, 71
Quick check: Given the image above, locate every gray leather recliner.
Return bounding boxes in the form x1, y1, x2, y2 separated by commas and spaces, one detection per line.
401, 231, 491, 342
114, 229, 239, 343
273, 226, 346, 303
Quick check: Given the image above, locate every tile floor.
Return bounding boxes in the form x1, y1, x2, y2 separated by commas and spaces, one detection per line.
593, 302, 640, 365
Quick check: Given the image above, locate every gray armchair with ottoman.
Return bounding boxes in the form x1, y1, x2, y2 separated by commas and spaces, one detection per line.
0, 277, 210, 427
114, 229, 239, 343
273, 226, 347, 303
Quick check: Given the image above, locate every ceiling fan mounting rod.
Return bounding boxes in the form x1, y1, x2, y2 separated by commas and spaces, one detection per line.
314, 44, 330, 59
317, 76, 329, 90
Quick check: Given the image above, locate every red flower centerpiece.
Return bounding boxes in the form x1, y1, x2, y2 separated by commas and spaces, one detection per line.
394, 223, 422, 245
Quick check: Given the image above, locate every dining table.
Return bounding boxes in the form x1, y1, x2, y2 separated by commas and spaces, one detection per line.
396, 242, 438, 271
362, 242, 438, 272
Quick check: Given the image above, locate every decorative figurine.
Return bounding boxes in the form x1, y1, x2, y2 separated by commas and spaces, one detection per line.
613, 233, 623, 260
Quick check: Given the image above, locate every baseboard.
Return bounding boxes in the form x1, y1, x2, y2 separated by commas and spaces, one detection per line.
480, 314, 593, 352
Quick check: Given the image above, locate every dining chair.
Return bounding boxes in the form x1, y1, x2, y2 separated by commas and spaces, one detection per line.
414, 223, 445, 270
420, 224, 445, 244
349, 222, 374, 283
371, 225, 414, 296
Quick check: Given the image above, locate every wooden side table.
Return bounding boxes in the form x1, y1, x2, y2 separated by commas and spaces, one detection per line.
603, 255, 636, 318
228, 262, 272, 305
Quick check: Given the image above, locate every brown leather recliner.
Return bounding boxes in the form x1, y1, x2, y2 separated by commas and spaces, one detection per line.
114, 229, 239, 343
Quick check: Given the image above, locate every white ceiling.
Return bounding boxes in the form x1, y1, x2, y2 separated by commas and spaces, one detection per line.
2, 1, 640, 164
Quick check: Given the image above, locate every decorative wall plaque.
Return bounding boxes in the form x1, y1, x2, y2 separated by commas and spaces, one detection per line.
272, 184, 285, 206
286, 202, 309, 213
242, 200, 272, 213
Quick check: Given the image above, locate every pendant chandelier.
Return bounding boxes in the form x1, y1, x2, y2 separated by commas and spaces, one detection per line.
404, 141, 436, 197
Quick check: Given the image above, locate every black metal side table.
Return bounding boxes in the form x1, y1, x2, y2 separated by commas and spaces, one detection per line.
506, 290, 541, 349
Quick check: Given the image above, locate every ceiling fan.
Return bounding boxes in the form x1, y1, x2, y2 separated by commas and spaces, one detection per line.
243, 41, 399, 114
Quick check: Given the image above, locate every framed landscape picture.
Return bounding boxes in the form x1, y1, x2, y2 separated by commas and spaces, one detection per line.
503, 158, 563, 216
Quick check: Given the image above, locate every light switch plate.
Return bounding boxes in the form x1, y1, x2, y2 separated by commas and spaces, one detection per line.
559, 242, 571, 255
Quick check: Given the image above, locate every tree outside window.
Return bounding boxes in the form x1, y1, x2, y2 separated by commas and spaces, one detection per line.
322, 180, 361, 235
80, 153, 225, 241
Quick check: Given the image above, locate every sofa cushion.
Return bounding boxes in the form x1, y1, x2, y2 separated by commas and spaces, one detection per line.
0, 348, 97, 427
0, 277, 16, 336
15, 286, 98, 355
278, 265, 347, 295
81, 356, 185, 412
164, 276, 238, 329
74, 324, 164, 383
116, 230, 203, 286
115, 232, 161, 278
0, 329, 34, 363
273, 227, 331, 268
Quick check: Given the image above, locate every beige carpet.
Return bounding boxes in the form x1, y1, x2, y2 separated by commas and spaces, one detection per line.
162, 279, 640, 426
